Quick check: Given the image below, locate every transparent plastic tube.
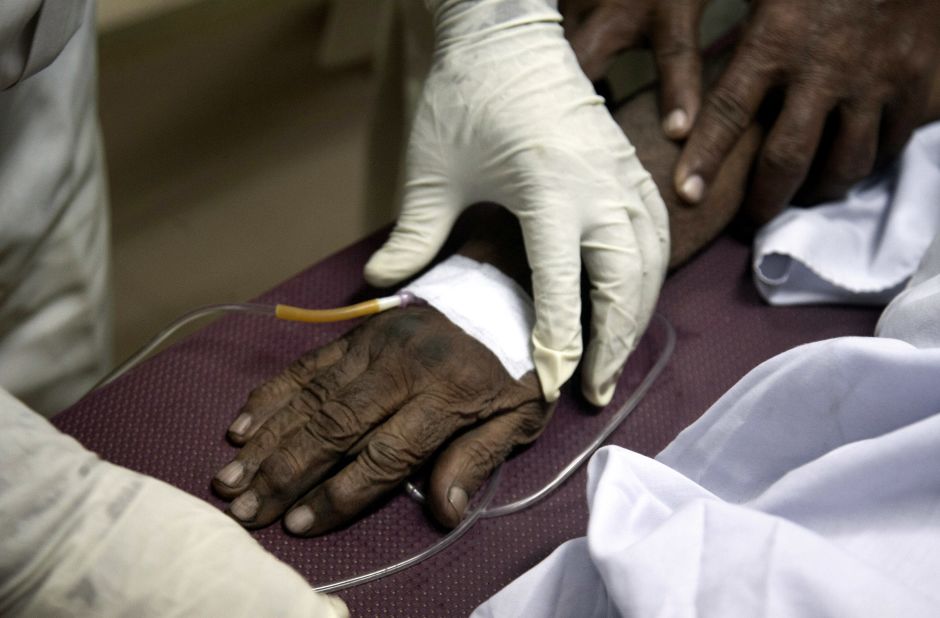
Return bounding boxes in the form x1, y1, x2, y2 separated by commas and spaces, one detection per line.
313, 466, 503, 594
91, 294, 419, 392
315, 314, 676, 592
92, 303, 675, 595
481, 313, 676, 518
93, 303, 274, 391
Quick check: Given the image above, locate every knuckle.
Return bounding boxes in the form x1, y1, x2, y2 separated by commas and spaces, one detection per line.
245, 378, 288, 407
308, 400, 359, 442
762, 142, 810, 176
242, 425, 280, 456
514, 406, 552, 441
460, 439, 504, 481
292, 379, 330, 414
656, 39, 696, 62
829, 161, 868, 187
706, 85, 752, 136
260, 448, 304, 494
285, 362, 313, 386
363, 434, 411, 479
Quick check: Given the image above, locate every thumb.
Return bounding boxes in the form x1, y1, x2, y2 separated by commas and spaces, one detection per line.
364, 178, 462, 287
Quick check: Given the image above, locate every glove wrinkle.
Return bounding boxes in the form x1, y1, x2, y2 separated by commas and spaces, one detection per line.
368, 0, 669, 402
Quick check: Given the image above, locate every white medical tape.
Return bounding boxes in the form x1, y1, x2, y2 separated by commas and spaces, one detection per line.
402, 255, 535, 380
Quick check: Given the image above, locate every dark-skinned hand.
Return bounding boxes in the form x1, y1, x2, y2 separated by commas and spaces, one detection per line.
213, 305, 550, 535
561, 0, 710, 139
675, 0, 940, 224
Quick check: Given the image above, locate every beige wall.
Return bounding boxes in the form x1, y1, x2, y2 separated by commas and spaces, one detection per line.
97, 0, 202, 31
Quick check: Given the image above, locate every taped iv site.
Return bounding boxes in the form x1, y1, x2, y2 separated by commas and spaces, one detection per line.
52, 232, 880, 616
90, 280, 676, 594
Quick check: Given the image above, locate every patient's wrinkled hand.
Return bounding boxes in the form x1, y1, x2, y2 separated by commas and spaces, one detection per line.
213, 305, 549, 534
675, 0, 940, 221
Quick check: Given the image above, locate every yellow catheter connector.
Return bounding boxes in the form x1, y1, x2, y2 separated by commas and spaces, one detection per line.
92, 292, 421, 392
274, 291, 420, 324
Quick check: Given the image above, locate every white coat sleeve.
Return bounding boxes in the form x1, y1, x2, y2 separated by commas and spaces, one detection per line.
0, 387, 348, 617
0, 0, 85, 90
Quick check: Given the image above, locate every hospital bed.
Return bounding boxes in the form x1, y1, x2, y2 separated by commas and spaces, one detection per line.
53, 226, 879, 616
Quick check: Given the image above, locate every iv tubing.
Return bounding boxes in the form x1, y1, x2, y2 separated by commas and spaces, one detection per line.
314, 314, 676, 592
91, 293, 418, 391
91, 300, 675, 595
480, 313, 676, 519
313, 467, 504, 594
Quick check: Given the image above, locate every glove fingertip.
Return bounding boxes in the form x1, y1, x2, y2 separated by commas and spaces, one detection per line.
532, 335, 582, 403
581, 368, 617, 407
363, 249, 423, 288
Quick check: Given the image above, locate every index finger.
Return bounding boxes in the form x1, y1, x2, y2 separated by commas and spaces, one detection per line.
675, 46, 773, 204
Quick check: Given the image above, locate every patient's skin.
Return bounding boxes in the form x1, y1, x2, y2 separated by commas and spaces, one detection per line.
213, 219, 551, 534
617, 86, 761, 267
212, 72, 763, 536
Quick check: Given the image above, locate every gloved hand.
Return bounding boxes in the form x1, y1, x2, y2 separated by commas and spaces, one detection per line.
0, 388, 347, 617
364, 0, 669, 406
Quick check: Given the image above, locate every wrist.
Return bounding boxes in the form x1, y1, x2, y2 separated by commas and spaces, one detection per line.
456, 206, 531, 291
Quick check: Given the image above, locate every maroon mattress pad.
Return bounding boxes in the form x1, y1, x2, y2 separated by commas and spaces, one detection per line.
54, 231, 880, 616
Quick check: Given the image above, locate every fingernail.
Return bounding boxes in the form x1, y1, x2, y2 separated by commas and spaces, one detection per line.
230, 490, 259, 521
448, 486, 468, 519
229, 413, 251, 436
285, 506, 315, 534
663, 109, 689, 138
216, 461, 244, 486
680, 175, 704, 203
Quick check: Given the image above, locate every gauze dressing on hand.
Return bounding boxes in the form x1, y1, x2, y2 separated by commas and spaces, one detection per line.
405, 254, 535, 380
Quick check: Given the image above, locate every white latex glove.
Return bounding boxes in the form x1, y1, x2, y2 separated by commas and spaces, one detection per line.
0, 387, 347, 617
364, 0, 669, 406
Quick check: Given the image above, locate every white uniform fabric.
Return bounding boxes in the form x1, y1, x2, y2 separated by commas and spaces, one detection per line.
0, 0, 111, 417
753, 121, 940, 306
405, 255, 535, 379
0, 386, 348, 617
475, 233, 940, 616
876, 230, 940, 347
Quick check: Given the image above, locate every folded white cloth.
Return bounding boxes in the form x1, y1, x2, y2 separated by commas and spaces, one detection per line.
753, 121, 940, 306
475, 230, 940, 616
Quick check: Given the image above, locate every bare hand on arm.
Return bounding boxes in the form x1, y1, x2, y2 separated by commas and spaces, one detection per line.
213, 303, 549, 535
675, 0, 940, 223
562, 0, 709, 139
